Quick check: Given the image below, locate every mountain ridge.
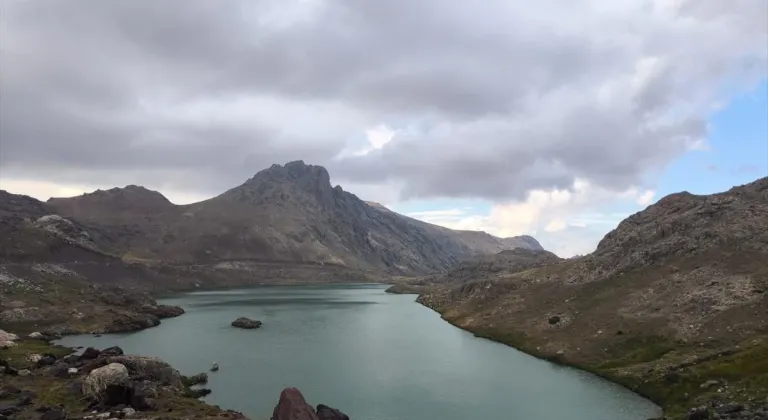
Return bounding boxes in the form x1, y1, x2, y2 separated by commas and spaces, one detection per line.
14, 160, 543, 275
411, 176, 768, 416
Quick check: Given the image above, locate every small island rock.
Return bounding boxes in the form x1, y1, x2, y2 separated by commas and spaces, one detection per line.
231, 317, 262, 329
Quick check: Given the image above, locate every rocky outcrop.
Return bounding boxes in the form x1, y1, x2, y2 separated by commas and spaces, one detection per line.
231, 317, 263, 329
271, 388, 319, 420
316, 404, 351, 420
269, 388, 351, 420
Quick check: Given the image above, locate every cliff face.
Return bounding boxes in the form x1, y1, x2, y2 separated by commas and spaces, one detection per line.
41, 160, 542, 275
416, 177, 768, 417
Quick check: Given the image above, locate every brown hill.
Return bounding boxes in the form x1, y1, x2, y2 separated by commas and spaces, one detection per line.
417, 177, 768, 417
44, 160, 542, 274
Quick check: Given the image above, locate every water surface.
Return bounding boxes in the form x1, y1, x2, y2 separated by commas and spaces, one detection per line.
59, 284, 661, 420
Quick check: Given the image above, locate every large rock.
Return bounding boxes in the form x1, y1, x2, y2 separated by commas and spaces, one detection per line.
316, 404, 350, 420
0, 329, 19, 347
271, 388, 319, 420
142, 304, 185, 319
231, 317, 262, 329
107, 355, 184, 388
83, 363, 129, 400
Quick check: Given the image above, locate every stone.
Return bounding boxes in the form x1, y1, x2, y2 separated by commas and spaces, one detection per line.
122, 407, 135, 416
271, 388, 319, 420
28, 332, 45, 340
40, 408, 67, 420
316, 404, 350, 420
36, 355, 57, 368
84, 363, 129, 400
231, 317, 262, 329
81, 347, 102, 360
700, 380, 720, 389
689, 406, 710, 420
68, 368, 79, 375
184, 373, 208, 386
548, 316, 561, 325
101, 347, 124, 357
18, 369, 31, 377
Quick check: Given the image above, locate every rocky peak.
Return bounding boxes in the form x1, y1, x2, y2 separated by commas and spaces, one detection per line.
592, 176, 768, 274
238, 161, 336, 207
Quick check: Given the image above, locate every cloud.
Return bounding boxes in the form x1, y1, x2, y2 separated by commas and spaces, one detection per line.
1, 0, 765, 206
405, 179, 658, 256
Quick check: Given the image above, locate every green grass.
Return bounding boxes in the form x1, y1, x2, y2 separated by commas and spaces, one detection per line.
597, 336, 678, 369
1, 339, 73, 367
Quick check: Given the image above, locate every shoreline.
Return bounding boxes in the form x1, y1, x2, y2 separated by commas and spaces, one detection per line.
420, 304, 664, 410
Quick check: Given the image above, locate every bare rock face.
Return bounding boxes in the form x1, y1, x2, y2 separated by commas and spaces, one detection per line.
271, 388, 319, 420
316, 404, 350, 420
231, 317, 262, 329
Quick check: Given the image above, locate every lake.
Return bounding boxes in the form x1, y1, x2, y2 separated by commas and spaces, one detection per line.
59, 284, 662, 420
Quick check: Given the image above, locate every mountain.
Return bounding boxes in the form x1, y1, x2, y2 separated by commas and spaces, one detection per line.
415, 177, 768, 416
42, 160, 542, 274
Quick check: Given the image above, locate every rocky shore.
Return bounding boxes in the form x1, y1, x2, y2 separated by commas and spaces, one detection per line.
1, 332, 352, 420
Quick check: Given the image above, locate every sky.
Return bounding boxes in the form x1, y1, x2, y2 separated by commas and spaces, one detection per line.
0, 0, 766, 257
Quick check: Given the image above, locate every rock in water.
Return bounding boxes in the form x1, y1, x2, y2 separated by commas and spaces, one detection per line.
231, 317, 262, 329
272, 388, 319, 420
316, 404, 350, 420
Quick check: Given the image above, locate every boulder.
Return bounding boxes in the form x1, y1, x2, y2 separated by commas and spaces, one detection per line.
18, 369, 31, 376
101, 346, 125, 357
231, 317, 262, 329
80, 347, 102, 360
107, 356, 184, 388
0, 329, 18, 348
271, 388, 319, 420
83, 363, 129, 400
316, 404, 350, 420
688, 406, 709, 420
28, 332, 45, 340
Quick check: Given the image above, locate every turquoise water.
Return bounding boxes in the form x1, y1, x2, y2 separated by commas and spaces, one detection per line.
59, 284, 662, 420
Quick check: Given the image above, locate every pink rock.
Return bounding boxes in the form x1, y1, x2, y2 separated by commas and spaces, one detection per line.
271, 388, 319, 420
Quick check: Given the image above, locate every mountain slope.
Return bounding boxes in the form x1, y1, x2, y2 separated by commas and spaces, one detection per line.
45, 161, 542, 274
417, 177, 768, 417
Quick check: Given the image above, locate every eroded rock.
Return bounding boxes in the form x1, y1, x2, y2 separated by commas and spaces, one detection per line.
271, 388, 319, 420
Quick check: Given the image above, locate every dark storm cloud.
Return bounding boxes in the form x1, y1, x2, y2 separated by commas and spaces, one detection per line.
0, 0, 765, 201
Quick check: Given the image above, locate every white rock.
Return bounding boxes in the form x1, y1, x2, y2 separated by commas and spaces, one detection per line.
27, 353, 43, 363
68, 368, 79, 375
0, 329, 19, 342
28, 331, 45, 339
122, 407, 136, 416
18, 369, 32, 376
83, 363, 129, 399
